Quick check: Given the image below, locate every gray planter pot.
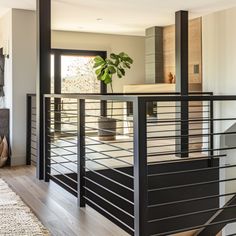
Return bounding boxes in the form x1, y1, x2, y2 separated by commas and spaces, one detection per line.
98, 117, 117, 141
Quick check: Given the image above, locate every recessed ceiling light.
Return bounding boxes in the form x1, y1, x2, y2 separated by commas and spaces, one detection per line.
96, 18, 103, 21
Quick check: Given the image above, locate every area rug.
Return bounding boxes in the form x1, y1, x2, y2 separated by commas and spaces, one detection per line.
0, 178, 50, 235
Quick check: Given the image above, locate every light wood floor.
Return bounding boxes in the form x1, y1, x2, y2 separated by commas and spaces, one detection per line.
0, 166, 129, 236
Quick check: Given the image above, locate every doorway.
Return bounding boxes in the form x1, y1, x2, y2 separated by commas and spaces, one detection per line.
50, 49, 107, 135
51, 49, 107, 94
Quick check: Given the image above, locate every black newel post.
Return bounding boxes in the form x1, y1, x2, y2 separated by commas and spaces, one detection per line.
133, 98, 148, 236
36, 0, 51, 179
175, 10, 189, 158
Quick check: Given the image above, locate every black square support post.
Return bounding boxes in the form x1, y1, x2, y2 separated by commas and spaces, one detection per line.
36, 0, 51, 179
133, 98, 148, 236
175, 10, 189, 157
26, 95, 32, 165
78, 99, 86, 207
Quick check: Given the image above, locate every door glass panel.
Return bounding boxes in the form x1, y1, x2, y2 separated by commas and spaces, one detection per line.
61, 55, 100, 133
61, 55, 100, 93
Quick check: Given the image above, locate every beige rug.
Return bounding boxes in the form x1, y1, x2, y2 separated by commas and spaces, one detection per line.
0, 178, 50, 236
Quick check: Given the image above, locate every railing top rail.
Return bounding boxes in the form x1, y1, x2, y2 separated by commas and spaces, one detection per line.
43, 93, 236, 102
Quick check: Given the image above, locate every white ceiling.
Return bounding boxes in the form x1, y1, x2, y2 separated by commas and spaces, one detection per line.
1, 0, 236, 35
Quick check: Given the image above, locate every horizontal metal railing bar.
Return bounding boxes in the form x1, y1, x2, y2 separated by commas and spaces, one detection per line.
51, 116, 78, 119
85, 166, 134, 192
84, 197, 134, 232
50, 120, 78, 127
51, 152, 77, 158
85, 126, 124, 136
50, 109, 78, 112
50, 143, 77, 149
127, 142, 209, 151
122, 128, 210, 137
49, 159, 77, 174
84, 176, 134, 205
85, 136, 133, 154
86, 147, 133, 166
50, 102, 78, 105
48, 133, 77, 138
50, 150, 77, 161
49, 103, 210, 109
44, 94, 236, 103
147, 155, 223, 165
86, 151, 133, 161
84, 186, 134, 218
50, 111, 77, 115
48, 137, 77, 145
144, 117, 236, 124
148, 177, 236, 192
147, 145, 236, 158
85, 155, 133, 166
85, 138, 134, 144
148, 202, 236, 223
85, 114, 134, 123
49, 159, 76, 165
48, 127, 78, 134
145, 141, 209, 150
48, 165, 78, 184
85, 107, 128, 111
148, 190, 236, 208
148, 160, 233, 177
85, 156, 134, 179
85, 110, 210, 116
146, 121, 209, 127
50, 143, 77, 155
49, 174, 78, 195
147, 130, 236, 140
150, 216, 236, 236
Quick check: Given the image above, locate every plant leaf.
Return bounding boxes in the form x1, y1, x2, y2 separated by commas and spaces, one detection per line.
120, 68, 125, 76
123, 57, 133, 64
93, 61, 105, 68
117, 69, 123, 78
110, 53, 118, 60
94, 56, 104, 63
95, 68, 103, 76
108, 66, 116, 74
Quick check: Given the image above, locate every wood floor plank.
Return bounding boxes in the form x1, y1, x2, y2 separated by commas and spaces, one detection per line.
0, 166, 129, 236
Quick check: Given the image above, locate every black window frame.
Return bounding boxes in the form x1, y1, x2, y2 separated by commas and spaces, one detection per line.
51, 48, 107, 94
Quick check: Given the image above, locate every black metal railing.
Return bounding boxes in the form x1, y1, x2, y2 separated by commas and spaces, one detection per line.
26, 94, 37, 165
41, 93, 236, 236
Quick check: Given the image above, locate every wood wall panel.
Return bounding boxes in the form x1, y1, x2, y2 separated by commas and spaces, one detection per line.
163, 18, 202, 87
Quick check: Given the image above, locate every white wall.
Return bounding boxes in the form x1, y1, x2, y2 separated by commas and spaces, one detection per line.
0, 9, 36, 166
202, 7, 236, 235
52, 30, 145, 92
11, 9, 36, 165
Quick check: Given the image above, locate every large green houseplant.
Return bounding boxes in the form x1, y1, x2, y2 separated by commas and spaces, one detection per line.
93, 52, 133, 141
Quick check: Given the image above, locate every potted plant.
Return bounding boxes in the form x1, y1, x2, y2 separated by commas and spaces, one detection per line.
93, 52, 133, 141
